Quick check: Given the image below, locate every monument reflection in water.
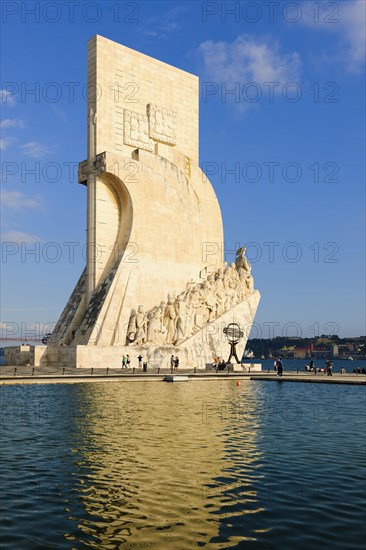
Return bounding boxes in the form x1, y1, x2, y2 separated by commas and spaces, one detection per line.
1, 381, 365, 548
61, 381, 264, 547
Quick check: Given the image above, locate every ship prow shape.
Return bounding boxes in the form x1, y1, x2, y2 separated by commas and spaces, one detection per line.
42, 36, 261, 369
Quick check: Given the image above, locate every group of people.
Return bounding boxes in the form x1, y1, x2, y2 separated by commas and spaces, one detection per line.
126, 248, 255, 347
353, 367, 366, 374
214, 357, 228, 370
170, 355, 180, 372
121, 354, 143, 369
122, 354, 181, 370
121, 354, 131, 369
304, 360, 333, 375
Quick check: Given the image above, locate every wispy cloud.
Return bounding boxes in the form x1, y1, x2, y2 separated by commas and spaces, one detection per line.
342, 0, 366, 71
300, 0, 365, 72
0, 89, 15, 106
0, 137, 16, 150
141, 5, 189, 38
0, 137, 17, 151
0, 118, 25, 129
198, 35, 301, 111
0, 189, 41, 210
199, 35, 301, 83
1, 230, 43, 244
21, 141, 51, 158
52, 106, 66, 122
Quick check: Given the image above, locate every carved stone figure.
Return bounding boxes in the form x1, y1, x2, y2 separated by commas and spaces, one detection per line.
215, 278, 226, 317
203, 277, 216, 322
238, 273, 249, 301
127, 309, 137, 342
147, 306, 161, 344
163, 296, 177, 345
134, 305, 147, 345
184, 288, 197, 338
236, 246, 254, 292
129, 251, 256, 348
175, 297, 187, 343
236, 246, 251, 273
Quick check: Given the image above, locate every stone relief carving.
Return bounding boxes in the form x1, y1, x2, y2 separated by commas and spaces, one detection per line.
127, 247, 255, 347
147, 103, 177, 145
123, 109, 153, 152
78, 152, 106, 184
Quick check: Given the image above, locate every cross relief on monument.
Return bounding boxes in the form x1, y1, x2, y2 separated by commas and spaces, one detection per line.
123, 109, 153, 152
123, 104, 177, 152
147, 104, 177, 145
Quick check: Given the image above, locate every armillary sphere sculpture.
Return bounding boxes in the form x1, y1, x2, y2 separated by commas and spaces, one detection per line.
223, 323, 244, 364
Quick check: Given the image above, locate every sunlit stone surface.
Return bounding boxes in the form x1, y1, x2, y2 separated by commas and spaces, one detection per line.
12, 36, 260, 367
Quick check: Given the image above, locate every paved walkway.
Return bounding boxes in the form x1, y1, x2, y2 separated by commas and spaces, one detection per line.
1, 365, 365, 385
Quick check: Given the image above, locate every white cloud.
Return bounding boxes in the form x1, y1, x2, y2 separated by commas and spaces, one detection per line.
300, 0, 365, 72
1, 230, 42, 244
0, 189, 41, 210
0, 137, 15, 151
142, 5, 190, 37
21, 141, 51, 158
338, 0, 365, 71
198, 34, 301, 86
0, 89, 15, 106
0, 118, 25, 129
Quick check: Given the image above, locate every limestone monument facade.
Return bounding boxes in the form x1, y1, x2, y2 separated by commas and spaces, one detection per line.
20, 35, 260, 368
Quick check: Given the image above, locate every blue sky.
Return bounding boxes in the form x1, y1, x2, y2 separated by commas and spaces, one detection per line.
0, 0, 365, 342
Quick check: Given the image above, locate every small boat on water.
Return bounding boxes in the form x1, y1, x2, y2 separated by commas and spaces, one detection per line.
348, 357, 354, 360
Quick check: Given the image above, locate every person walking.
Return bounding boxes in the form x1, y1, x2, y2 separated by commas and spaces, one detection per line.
138, 354, 143, 368
170, 354, 175, 373
174, 356, 179, 373
122, 355, 127, 369
126, 354, 131, 368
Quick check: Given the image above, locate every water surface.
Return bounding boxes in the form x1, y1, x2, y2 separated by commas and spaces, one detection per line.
1, 380, 365, 549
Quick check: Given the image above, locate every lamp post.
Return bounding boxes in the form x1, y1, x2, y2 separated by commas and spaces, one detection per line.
223, 323, 244, 364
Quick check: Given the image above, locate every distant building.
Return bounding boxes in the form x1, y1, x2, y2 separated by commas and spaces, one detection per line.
294, 347, 310, 359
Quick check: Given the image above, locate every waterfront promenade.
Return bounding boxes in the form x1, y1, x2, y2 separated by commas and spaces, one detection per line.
1, 365, 365, 385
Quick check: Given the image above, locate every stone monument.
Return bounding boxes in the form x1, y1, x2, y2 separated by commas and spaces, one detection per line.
34, 35, 260, 368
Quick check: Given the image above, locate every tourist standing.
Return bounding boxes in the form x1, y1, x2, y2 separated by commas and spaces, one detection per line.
327, 360, 333, 376
170, 354, 175, 372
122, 355, 127, 369
126, 354, 131, 368
138, 354, 143, 368
276, 357, 283, 376
174, 356, 179, 373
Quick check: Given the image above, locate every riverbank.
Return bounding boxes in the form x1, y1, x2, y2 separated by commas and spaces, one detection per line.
250, 374, 366, 385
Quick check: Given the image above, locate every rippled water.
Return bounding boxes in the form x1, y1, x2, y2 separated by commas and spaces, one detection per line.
1, 380, 365, 549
